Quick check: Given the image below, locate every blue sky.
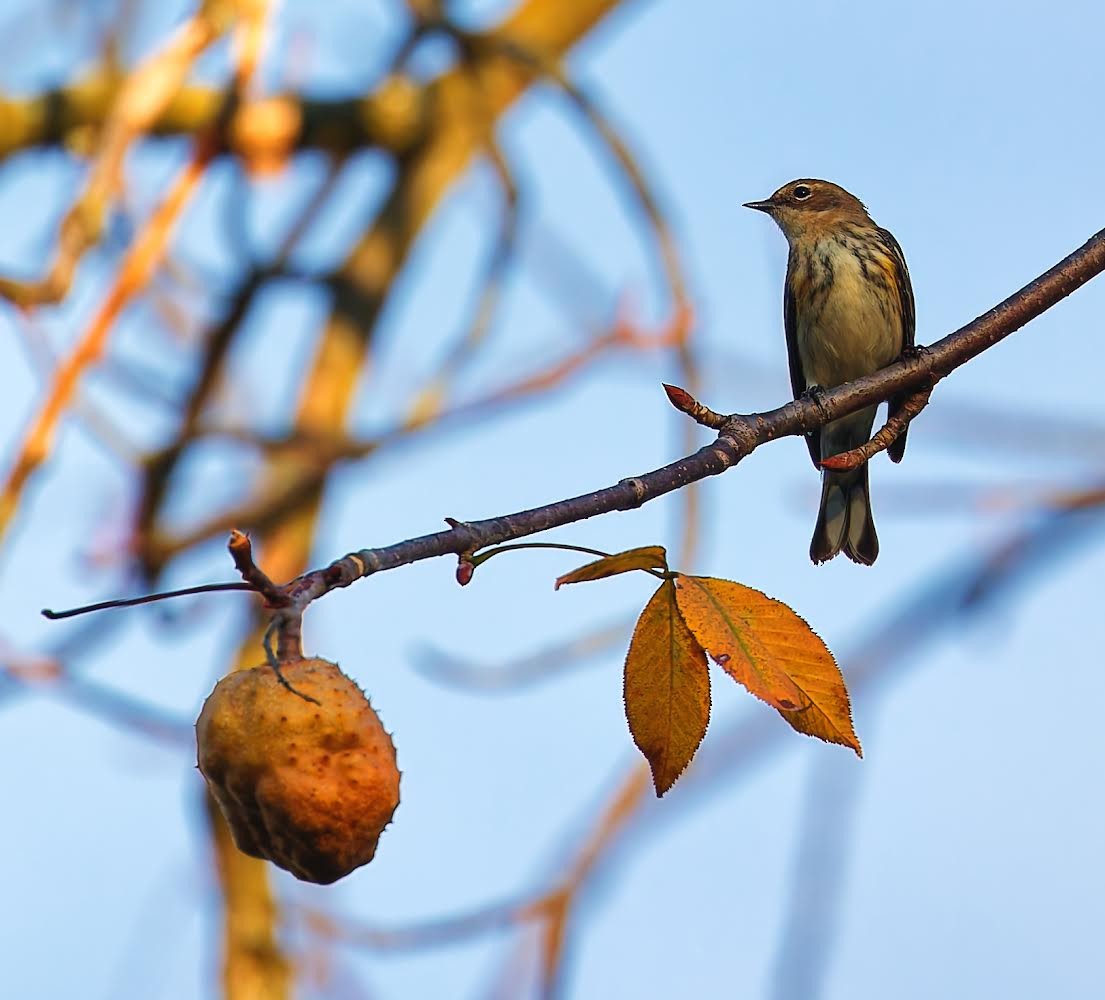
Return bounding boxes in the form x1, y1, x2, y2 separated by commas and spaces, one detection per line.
1, 1, 1104, 998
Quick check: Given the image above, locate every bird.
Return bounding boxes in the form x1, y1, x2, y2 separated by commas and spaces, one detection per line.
744, 178, 915, 565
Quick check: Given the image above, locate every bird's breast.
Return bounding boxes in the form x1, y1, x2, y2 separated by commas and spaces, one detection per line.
790, 236, 903, 390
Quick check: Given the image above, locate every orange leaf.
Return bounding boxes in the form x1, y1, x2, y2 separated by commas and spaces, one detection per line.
672, 576, 860, 756
555, 545, 668, 590
624, 580, 710, 796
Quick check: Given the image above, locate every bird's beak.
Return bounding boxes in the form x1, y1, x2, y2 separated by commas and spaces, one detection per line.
742, 199, 775, 213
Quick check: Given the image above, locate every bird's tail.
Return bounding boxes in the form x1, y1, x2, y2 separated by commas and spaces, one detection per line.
810, 464, 879, 565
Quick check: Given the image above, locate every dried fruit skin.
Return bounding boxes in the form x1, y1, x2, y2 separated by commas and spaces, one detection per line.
196, 657, 400, 884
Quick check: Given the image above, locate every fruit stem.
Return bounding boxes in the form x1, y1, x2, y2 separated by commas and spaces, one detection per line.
262, 613, 319, 704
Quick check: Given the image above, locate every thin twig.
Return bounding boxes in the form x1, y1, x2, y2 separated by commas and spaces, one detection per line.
819, 386, 933, 471
41, 582, 252, 619
227, 530, 287, 607
473, 29, 690, 325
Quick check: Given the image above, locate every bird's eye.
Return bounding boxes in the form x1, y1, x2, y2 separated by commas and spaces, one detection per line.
793, 184, 812, 201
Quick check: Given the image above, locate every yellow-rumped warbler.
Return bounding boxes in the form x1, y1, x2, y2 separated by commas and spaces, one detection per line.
744, 178, 915, 565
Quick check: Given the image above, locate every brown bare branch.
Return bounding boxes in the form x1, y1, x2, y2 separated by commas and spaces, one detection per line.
257, 225, 1105, 614
46, 228, 1105, 639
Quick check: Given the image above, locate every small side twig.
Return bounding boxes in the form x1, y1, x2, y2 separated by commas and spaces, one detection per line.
819, 387, 934, 472
228, 530, 287, 607
662, 383, 726, 430
41, 581, 251, 620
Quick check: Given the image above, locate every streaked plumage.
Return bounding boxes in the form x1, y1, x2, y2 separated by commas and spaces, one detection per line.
744, 179, 915, 564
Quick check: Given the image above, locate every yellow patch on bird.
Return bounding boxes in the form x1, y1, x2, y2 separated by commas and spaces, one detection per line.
871, 248, 899, 286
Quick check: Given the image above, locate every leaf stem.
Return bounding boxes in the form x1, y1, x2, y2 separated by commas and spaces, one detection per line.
471, 541, 668, 580
470, 541, 617, 567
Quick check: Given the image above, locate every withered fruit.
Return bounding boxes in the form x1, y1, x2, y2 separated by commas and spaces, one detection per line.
196, 657, 400, 884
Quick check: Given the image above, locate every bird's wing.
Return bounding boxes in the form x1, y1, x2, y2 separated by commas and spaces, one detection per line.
784, 258, 821, 467
878, 227, 916, 463
879, 227, 915, 350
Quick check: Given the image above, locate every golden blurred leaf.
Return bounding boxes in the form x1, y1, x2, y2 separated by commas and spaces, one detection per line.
555, 545, 668, 589
624, 580, 710, 796
672, 575, 860, 756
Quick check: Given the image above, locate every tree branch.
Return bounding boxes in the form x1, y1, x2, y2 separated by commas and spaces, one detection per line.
41, 227, 1105, 629
269, 225, 1105, 609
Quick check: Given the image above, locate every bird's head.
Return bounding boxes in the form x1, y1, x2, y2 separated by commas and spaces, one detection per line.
744, 179, 872, 240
